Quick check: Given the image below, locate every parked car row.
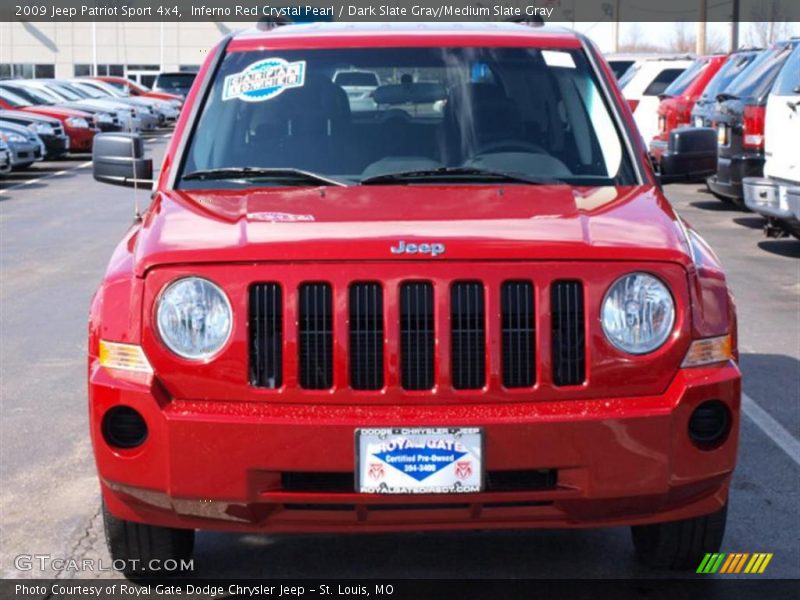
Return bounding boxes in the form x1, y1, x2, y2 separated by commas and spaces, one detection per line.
612, 40, 800, 239
0, 74, 187, 175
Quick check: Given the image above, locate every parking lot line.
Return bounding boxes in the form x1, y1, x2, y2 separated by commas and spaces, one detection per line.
0, 160, 93, 194
743, 392, 800, 466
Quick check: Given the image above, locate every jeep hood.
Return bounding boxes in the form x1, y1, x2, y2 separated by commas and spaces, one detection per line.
133, 185, 690, 275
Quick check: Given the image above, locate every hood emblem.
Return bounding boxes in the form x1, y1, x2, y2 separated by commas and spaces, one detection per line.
390, 241, 446, 257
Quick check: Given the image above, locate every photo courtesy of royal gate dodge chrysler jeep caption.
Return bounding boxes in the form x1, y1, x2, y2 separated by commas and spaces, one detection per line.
86, 22, 739, 574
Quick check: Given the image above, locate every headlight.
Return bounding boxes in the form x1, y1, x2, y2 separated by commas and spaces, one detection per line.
3, 132, 27, 143
601, 273, 675, 354
96, 112, 113, 123
65, 117, 89, 128
28, 122, 54, 135
156, 277, 232, 360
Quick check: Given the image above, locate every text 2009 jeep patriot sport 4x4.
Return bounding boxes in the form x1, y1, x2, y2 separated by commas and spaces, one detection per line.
88, 22, 740, 573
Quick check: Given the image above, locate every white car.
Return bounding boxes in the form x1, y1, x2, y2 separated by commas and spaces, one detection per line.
620, 57, 694, 146
333, 69, 380, 112
743, 43, 800, 238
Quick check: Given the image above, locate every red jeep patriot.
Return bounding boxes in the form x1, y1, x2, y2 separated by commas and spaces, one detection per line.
89, 22, 740, 573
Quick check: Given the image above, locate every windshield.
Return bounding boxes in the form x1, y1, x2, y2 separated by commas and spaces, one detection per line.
155, 73, 196, 90
181, 47, 633, 188
725, 44, 795, 101
0, 88, 32, 108
699, 52, 760, 102
70, 83, 106, 99
662, 58, 709, 97
49, 83, 85, 101
618, 63, 640, 89
2, 85, 55, 105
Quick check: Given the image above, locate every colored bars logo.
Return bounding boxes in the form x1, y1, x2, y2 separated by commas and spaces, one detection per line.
697, 553, 773, 574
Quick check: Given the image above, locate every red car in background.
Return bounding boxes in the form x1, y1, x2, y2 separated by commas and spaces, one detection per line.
649, 54, 726, 175
0, 87, 99, 152
95, 76, 183, 105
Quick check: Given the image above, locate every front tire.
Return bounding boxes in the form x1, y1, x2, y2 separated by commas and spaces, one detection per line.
103, 503, 195, 576
631, 503, 727, 570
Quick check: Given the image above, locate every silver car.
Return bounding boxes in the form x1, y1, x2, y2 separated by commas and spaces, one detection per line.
0, 121, 44, 169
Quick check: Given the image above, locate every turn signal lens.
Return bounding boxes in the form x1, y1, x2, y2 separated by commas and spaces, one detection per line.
99, 340, 153, 373
681, 335, 733, 368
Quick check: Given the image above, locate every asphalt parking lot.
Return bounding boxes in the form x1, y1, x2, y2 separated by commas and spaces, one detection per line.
0, 135, 798, 582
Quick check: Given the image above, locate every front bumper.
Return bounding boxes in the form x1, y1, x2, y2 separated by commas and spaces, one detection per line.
40, 134, 70, 159
743, 177, 800, 220
707, 154, 764, 200
8, 141, 43, 167
65, 126, 98, 152
0, 149, 11, 173
92, 363, 741, 533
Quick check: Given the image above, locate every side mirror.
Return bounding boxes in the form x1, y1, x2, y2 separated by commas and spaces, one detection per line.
659, 127, 718, 183
92, 133, 153, 188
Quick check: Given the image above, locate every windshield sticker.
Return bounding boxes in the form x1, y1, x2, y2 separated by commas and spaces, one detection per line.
222, 58, 306, 102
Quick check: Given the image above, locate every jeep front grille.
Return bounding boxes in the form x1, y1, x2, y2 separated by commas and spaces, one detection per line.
501, 280, 535, 388
551, 280, 586, 386
249, 283, 282, 389
399, 282, 435, 391
298, 283, 333, 389
349, 282, 384, 391
451, 281, 485, 390
248, 277, 587, 392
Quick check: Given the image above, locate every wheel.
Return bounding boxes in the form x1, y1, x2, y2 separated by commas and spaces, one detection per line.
631, 503, 727, 570
102, 502, 194, 576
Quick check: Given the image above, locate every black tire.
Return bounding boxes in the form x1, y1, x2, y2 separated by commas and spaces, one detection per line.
102, 502, 194, 576
631, 503, 727, 570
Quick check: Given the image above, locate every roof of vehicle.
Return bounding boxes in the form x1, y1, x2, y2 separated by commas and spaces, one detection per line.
228, 22, 583, 50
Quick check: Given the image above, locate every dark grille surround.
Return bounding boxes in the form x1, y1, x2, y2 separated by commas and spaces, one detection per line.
400, 282, 436, 390
551, 280, 586, 386
298, 283, 334, 389
249, 280, 587, 392
249, 283, 283, 389
451, 281, 486, 389
349, 282, 384, 390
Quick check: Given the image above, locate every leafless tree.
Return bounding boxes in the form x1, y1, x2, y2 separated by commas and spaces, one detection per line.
744, 1, 792, 46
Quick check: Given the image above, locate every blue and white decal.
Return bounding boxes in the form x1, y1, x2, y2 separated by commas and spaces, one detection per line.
357, 427, 483, 494
222, 58, 306, 102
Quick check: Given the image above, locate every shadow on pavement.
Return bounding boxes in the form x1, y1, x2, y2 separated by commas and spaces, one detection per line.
185, 527, 678, 579
757, 240, 800, 258
732, 216, 765, 230
689, 199, 743, 212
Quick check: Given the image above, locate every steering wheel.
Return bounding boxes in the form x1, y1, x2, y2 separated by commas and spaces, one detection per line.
472, 140, 546, 156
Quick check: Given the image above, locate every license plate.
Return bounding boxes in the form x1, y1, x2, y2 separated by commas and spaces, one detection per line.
356, 427, 482, 494
695, 116, 704, 128
717, 123, 729, 145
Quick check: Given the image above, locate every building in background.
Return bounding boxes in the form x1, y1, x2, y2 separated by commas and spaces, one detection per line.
0, 22, 238, 86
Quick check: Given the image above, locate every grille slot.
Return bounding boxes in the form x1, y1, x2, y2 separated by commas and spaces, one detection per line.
349, 283, 384, 390
249, 283, 283, 389
501, 281, 535, 388
299, 283, 333, 389
451, 282, 485, 389
551, 280, 586, 386
400, 282, 435, 390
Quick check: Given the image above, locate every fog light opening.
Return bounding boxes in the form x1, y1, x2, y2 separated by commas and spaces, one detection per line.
688, 400, 731, 449
102, 406, 148, 449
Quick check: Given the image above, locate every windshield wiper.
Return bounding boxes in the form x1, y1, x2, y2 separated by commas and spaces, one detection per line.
360, 166, 565, 186
182, 167, 348, 187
